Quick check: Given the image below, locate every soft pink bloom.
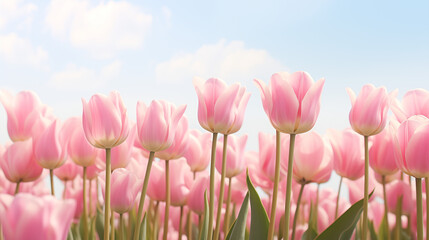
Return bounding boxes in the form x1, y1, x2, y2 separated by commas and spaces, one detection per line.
63, 117, 100, 167
347, 84, 391, 136
34, 120, 67, 169
290, 132, 333, 184
254, 71, 325, 134
1, 139, 43, 183
215, 134, 247, 178
369, 126, 398, 176
64, 177, 97, 219
258, 132, 286, 182
345, 169, 380, 204
194, 77, 251, 134
327, 128, 365, 180
54, 158, 79, 182
0, 90, 53, 142
0, 193, 76, 240
136, 100, 186, 152
386, 180, 413, 215
100, 128, 135, 170
82, 91, 129, 149
99, 168, 141, 214
391, 89, 429, 122
187, 175, 209, 215
244, 150, 273, 193
183, 129, 211, 172
392, 115, 429, 178
368, 201, 396, 231
156, 116, 189, 161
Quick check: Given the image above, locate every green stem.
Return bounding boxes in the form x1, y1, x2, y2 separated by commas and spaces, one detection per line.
283, 133, 296, 240
187, 207, 192, 240
362, 136, 369, 240
111, 210, 115, 240
425, 177, 429, 240
335, 176, 343, 219
198, 214, 203, 240
89, 180, 93, 217
50, 169, 55, 196
104, 148, 112, 240
394, 197, 402, 240
291, 184, 305, 240
83, 167, 89, 240
214, 134, 228, 240
223, 177, 233, 235
134, 151, 155, 240
382, 175, 391, 240
163, 160, 170, 240
207, 132, 218, 240
14, 181, 20, 195
119, 214, 123, 240
153, 201, 160, 240
268, 130, 281, 240
179, 206, 184, 240
416, 178, 423, 240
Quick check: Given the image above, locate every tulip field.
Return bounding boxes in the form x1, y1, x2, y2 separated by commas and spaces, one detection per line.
1, 71, 429, 240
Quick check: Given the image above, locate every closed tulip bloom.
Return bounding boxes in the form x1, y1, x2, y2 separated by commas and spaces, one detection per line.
64, 178, 98, 219
347, 84, 391, 136
183, 129, 211, 172
100, 127, 135, 170
386, 180, 413, 215
1, 139, 43, 183
215, 134, 247, 178
82, 91, 129, 149
345, 169, 380, 204
0, 193, 76, 240
99, 168, 141, 214
258, 132, 286, 182
0, 90, 53, 142
369, 127, 398, 176
54, 158, 79, 182
392, 115, 429, 178
34, 120, 67, 169
156, 116, 189, 161
194, 77, 251, 134
136, 100, 186, 152
254, 71, 325, 134
63, 117, 99, 167
187, 175, 209, 215
391, 89, 429, 122
327, 129, 365, 180
146, 161, 166, 202
290, 132, 333, 184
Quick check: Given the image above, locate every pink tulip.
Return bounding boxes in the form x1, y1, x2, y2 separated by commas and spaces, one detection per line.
369, 127, 398, 176
0, 193, 76, 240
386, 180, 413, 215
193, 77, 251, 134
244, 150, 273, 192
136, 100, 186, 152
146, 161, 165, 202
34, 120, 67, 169
345, 169, 380, 204
392, 115, 429, 178
63, 117, 100, 167
54, 158, 79, 182
290, 132, 333, 184
0, 90, 53, 141
156, 116, 189, 161
1, 139, 43, 183
391, 89, 429, 122
64, 178, 98, 219
100, 129, 134, 170
215, 134, 247, 178
99, 168, 141, 214
327, 128, 365, 180
254, 71, 325, 134
82, 91, 129, 149
258, 132, 286, 182
347, 84, 391, 136
187, 175, 209, 215
183, 129, 211, 172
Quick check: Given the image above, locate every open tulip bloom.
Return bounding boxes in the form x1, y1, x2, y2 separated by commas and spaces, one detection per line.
3, 79, 429, 240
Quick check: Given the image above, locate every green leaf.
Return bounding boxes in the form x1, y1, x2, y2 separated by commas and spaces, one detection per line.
140, 213, 147, 240
199, 191, 209, 240
315, 190, 374, 240
302, 227, 318, 240
368, 221, 378, 240
303, 200, 318, 240
246, 170, 269, 240
225, 192, 249, 240
378, 214, 388, 240
95, 207, 105, 240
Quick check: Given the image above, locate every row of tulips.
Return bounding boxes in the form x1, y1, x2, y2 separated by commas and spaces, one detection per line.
0, 71, 429, 240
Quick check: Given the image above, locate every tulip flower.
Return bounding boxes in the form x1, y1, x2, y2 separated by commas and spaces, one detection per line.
187, 175, 209, 215
135, 99, 186, 240
0, 90, 53, 142
390, 88, 429, 122
155, 116, 189, 161
1, 139, 43, 194
54, 158, 79, 182
254, 71, 325, 240
215, 134, 247, 179
82, 91, 130, 240
183, 129, 211, 173
0, 193, 76, 240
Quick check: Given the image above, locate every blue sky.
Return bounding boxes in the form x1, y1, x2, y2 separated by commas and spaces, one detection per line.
1, 0, 428, 151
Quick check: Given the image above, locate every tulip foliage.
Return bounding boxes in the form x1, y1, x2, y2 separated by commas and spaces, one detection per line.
1, 75, 429, 240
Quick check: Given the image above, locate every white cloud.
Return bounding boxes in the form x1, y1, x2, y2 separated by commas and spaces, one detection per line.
0, 0, 37, 29
0, 33, 49, 70
161, 6, 172, 24
50, 60, 122, 90
45, 0, 152, 59
156, 39, 285, 84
